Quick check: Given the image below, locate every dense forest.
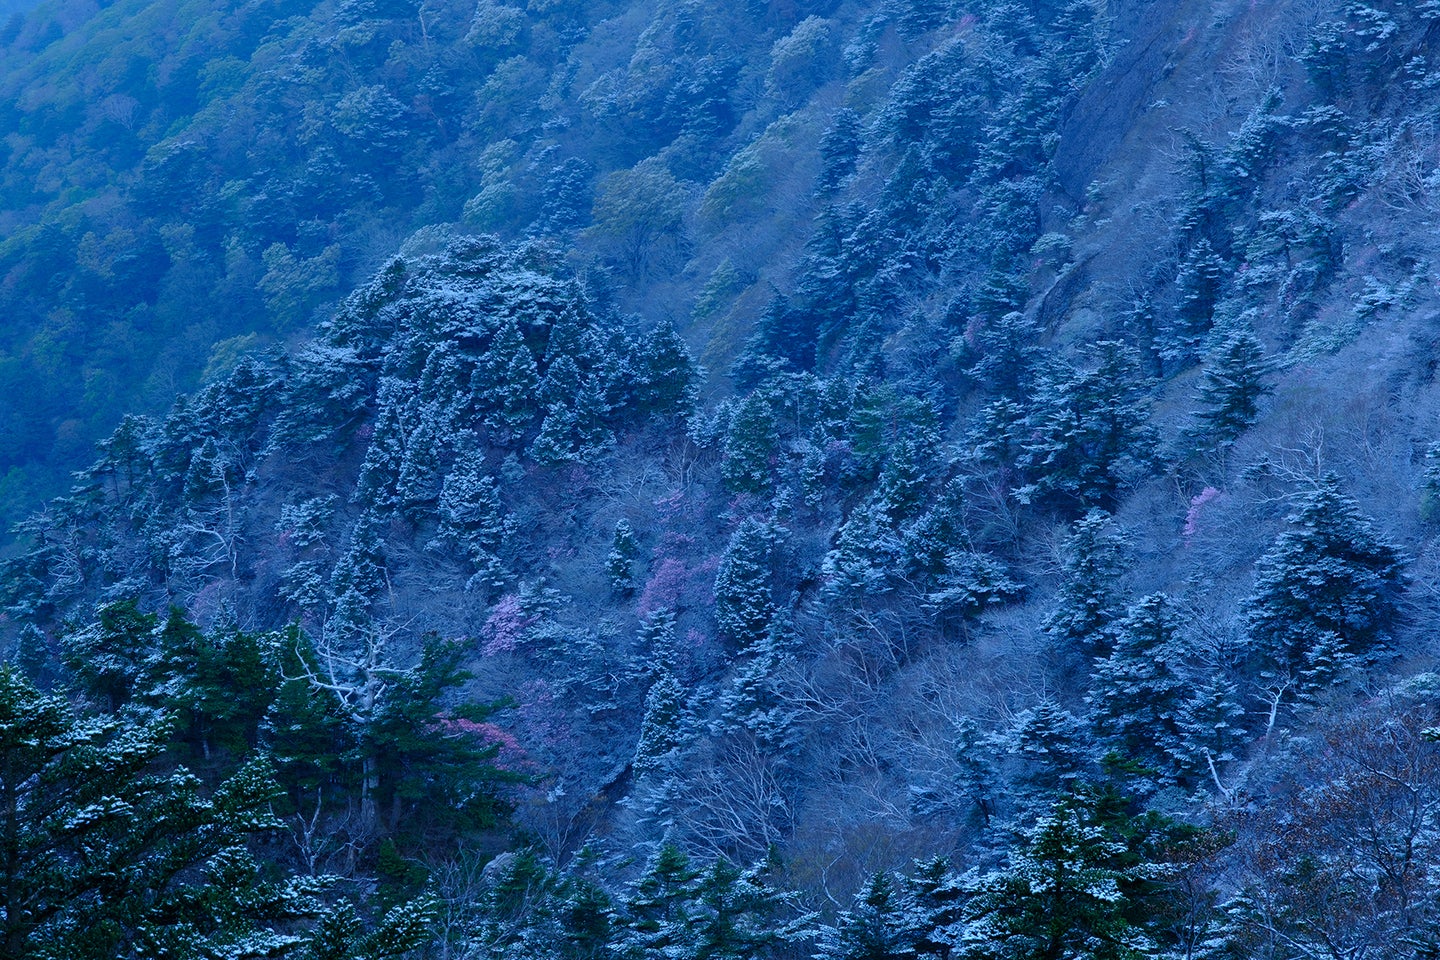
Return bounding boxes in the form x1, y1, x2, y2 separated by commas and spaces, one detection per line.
5, 0, 1440, 956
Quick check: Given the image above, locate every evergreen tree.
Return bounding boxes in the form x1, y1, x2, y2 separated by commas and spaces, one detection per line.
634, 668, 686, 775
713, 618, 802, 755
720, 395, 780, 497
1242, 474, 1406, 691
1003, 699, 1093, 803
1165, 239, 1226, 367
816, 108, 862, 196
1175, 671, 1248, 788
1086, 594, 1188, 782
957, 793, 1167, 960
815, 872, 916, 960
60, 598, 158, 712
614, 843, 703, 960
713, 520, 779, 650
630, 320, 699, 419
13, 622, 52, 689
477, 317, 541, 447
1191, 325, 1271, 450
431, 444, 511, 595
607, 519, 641, 596
1018, 343, 1157, 511
1042, 510, 1131, 659
0, 667, 315, 958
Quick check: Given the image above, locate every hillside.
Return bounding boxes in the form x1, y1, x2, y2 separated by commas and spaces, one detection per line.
6, 0, 1440, 957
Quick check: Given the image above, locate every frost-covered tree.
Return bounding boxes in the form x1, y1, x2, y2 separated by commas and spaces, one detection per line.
713, 519, 779, 650
1243, 475, 1406, 692
1192, 326, 1271, 449
1018, 343, 1156, 511
0, 666, 315, 958
1086, 594, 1188, 781
1165, 238, 1227, 366
607, 519, 640, 596
1043, 510, 1131, 659
634, 668, 686, 776
955, 790, 1205, 960
431, 444, 511, 595
721, 394, 780, 497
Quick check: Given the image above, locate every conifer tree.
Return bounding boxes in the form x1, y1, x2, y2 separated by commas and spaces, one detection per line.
957, 794, 1155, 960
1018, 343, 1156, 511
1243, 474, 1405, 691
1191, 325, 1271, 450
630, 320, 699, 419
0, 667, 321, 958
714, 618, 802, 755
815, 873, 916, 960
13, 623, 52, 689
432, 445, 511, 595
634, 668, 686, 775
614, 843, 703, 960
1043, 510, 1131, 659
1167, 238, 1227, 366
1003, 699, 1093, 803
607, 519, 640, 596
1086, 594, 1188, 781
721, 394, 780, 497
713, 520, 779, 650
1176, 671, 1248, 788
60, 598, 157, 712
477, 317, 540, 447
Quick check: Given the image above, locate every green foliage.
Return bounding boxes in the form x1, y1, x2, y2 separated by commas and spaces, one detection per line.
0, 666, 320, 958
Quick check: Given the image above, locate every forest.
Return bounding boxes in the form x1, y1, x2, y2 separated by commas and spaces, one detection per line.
4, 0, 1440, 956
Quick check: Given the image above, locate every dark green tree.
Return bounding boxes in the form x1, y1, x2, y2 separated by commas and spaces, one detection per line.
59, 598, 157, 712
0, 666, 317, 958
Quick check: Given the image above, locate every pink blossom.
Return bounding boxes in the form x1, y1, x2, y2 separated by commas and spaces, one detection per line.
639, 558, 690, 616
481, 594, 534, 656
1183, 486, 1224, 542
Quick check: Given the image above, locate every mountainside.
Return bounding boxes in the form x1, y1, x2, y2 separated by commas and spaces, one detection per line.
7, 0, 1440, 957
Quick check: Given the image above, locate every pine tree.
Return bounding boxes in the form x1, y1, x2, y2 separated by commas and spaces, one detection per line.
60, 598, 158, 712
0, 667, 317, 958
815, 872, 917, 960
713, 519, 779, 650
614, 843, 703, 960
477, 317, 540, 447
13, 623, 52, 689
1165, 239, 1227, 367
713, 618, 802, 755
1043, 510, 1131, 659
634, 669, 686, 775
1086, 594, 1188, 782
1192, 326, 1271, 449
630, 320, 699, 419
957, 794, 1157, 960
1175, 671, 1248, 789
1003, 699, 1093, 803
607, 519, 641, 596
1242, 474, 1406, 691
720, 394, 780, 497
1018, 343, 1157, 511
432, 444, 511, 595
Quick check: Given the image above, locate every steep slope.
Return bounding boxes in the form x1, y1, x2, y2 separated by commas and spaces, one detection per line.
10, 0, 1440, 956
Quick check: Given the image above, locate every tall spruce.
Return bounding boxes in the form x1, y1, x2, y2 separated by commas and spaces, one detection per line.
1243, 474, 1405, 692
